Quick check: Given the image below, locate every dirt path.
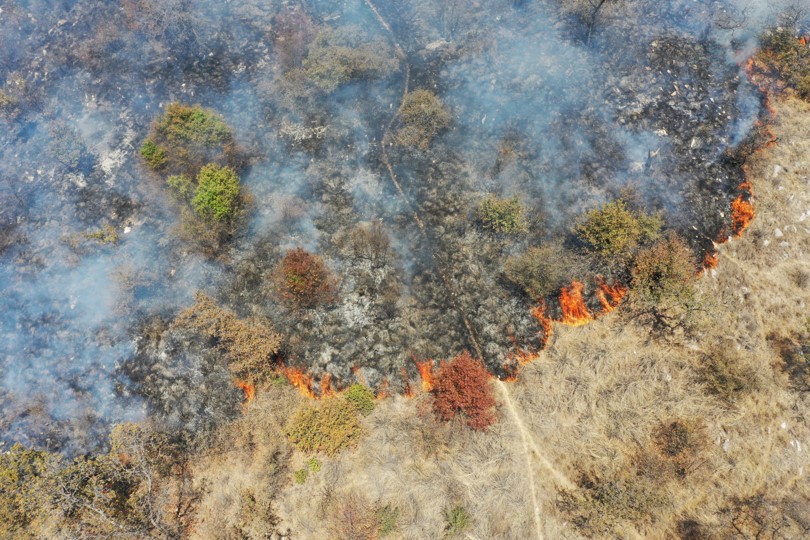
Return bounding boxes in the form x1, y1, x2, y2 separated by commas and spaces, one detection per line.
494, 379, 580, 539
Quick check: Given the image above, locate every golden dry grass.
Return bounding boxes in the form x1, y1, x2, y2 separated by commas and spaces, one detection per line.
189, 97, 810, 539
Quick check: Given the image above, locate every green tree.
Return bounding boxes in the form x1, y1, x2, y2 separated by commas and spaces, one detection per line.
477, 196, 527, 235
192, 164, 241, 222
576, 199, 661, 260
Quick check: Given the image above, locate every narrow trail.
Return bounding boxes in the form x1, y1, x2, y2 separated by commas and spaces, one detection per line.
495, 379, 581, 539
363, 0, 484, 360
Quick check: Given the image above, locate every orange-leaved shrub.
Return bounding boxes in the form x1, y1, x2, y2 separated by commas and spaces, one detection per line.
274, 248, 338, 308
432, 351, 497, 430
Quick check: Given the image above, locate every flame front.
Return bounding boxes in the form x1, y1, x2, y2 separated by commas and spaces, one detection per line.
702, 250, 719, 270
280, 365, 315, 399
731, 195, 754, 236
596, 278, 627, 313
415, 359, 434, 391
235, 380, 255, 402
559, 281, 593, 325
320, 373, 335, 398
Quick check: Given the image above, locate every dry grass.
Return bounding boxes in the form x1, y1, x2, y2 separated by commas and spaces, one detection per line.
187, 97, 810, 539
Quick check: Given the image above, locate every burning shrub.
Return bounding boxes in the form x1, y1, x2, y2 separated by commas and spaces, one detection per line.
192, 164, 241, 222
630, 233, 697, 307
477, 195, 527, 234
503, 245, 569, 298
343, 383, 376, 416
575, 199, 661, 260
432, 351, 497, 430
395, 89, 451, 149
173, 292, 283, 377
274, 248, 338, 308
758, 26, 810, 100
285, 398, 364, 456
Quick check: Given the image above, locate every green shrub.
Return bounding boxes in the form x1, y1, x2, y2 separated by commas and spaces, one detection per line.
293, 467, 309, 484
376, 504, 399, 537
503, 245, 568, 298
477, 196, 527, 234
343, 383, 375, 416
630, 233, 696, 307
444, 505, 471, 535
701, 349, 755, 404
575, 199, 661, 259
192, 164, 241, 222
140, 139, 167, 169
758, 26, 810, 100
395, 90, 451, 149
157, 103, 231, 145
81, 225, 120, 245
285, 398, 364, 455
167, 174, 194, 200
307, 457, 321, 472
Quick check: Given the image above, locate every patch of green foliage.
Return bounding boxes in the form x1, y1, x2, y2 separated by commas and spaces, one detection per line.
444, 505, 471, 536
343, 383, 376, 416
759, 26, 810, 100
293, 467, 309, 484
395, 89, 451, 149
477, 195, 527, 234
82, 225, 120, 245
306, 457, 321, 472
376, 504, 399, 537
0, 444, 51, 537
140, 139, 167, 169
503, 245, 568, 298
576, 199, 661, 260
167, 174, 194, 200
157, 103, 232, 145
192, 164, 241, 222
285, 398, 364, 456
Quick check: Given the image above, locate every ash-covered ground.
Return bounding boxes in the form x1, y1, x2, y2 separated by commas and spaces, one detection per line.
0, 0, 787, 451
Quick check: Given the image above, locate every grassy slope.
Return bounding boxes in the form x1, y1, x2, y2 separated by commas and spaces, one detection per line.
189, 97, 810, 539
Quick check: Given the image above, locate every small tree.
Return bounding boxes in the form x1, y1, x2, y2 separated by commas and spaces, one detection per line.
477, 196, 527, 235
630, 233, 696, 307
432, 352, 497, 430
395, 90, 451, 149
274, 248, 338, 308
575, 199, 661, 260
192, 164, 241, 222
503, 245, 568, 298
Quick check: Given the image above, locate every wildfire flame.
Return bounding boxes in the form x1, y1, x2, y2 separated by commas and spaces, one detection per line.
731, 196, 754, 237
595, 278, 627, 313
702, 250, 719, 270
377, 379, 389, 399
320, 373, 335, 398
279, 364, 315, 399
235, 380, 255, 402
559, 281, 593, 326
415, 359, 434, 391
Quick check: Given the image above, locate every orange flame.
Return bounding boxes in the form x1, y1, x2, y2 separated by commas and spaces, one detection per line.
280, 365, 315, 399
595, 278, 627, 313
376, 378, 389, 399
415, 359, 434, 391
235, 380, 255, 402
559, 281, 593, 325
320, 373, 335, 398
351, 365, 367, 386
531, 301, 553, 347
702, 250, 719, 270
731, 195, 754, 236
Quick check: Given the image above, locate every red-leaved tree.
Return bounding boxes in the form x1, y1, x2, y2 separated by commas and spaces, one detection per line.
432, 351, 497, 430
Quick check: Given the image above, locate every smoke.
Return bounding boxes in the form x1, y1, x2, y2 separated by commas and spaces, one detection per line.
0, 0, 796, 452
